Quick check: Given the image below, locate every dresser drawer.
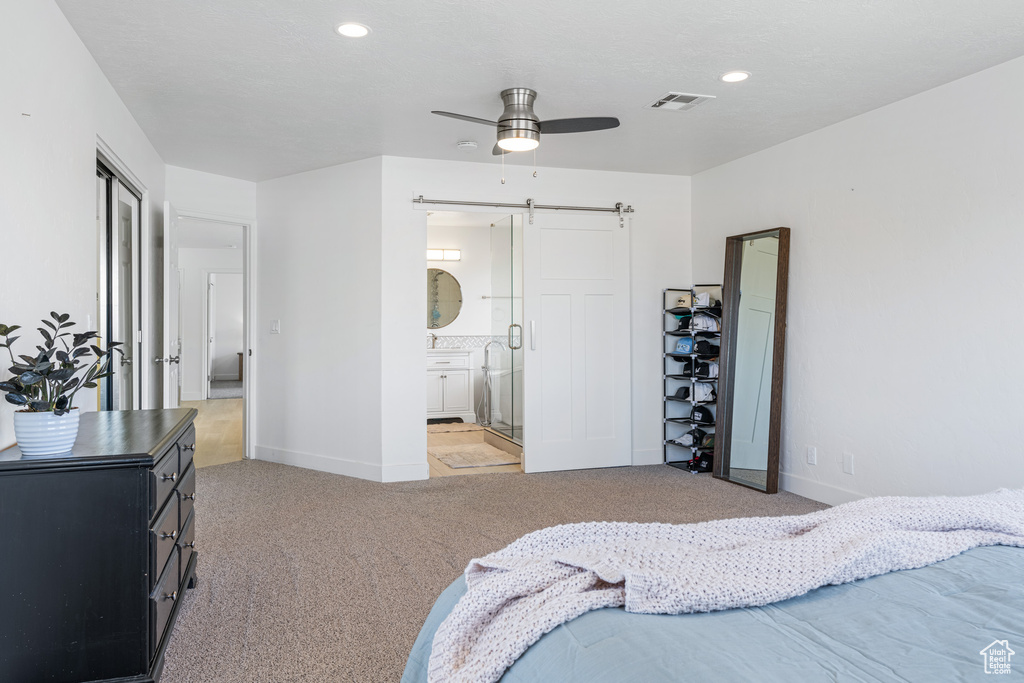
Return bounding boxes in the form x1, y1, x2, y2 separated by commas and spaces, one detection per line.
177, 463, 196, 526
150, 449, 180, 518
150, 548, 180, 655
150, 495, 179, 587
177, 509, 196, 586
177, 424, 197, 472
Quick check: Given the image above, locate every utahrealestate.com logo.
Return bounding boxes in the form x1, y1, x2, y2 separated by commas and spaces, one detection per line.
980, 640, 1014, 675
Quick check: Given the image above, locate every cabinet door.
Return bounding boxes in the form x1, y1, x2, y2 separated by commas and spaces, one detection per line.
426, 371, 444, 414
442, 369, 471, 412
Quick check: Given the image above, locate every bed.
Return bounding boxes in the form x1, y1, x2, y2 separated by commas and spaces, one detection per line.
403, 542, 1024, 681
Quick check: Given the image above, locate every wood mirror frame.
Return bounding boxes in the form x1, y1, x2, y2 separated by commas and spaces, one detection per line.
713, 227, 790, 494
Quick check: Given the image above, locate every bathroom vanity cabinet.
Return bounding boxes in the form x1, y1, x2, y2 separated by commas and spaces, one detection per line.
427, 349, 476, 423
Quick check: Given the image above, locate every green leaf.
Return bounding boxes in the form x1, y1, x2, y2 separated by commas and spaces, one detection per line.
29, 401, 51, 412
56, 350, 69, 363
5, 335, 19, 346
5, 325, 21, 334
5, 393, 27, 406
38, 327, 52, 343
55, 396, 68, 410
0, 381, 19, 392
59, 321, 75, 329
50, 311, 59, 321
90, 345, 105, 357
19, 371, 44, 385
49, 367, 74, 382
18, 354, 35, 364
72, 347, 91, 358
34, 361, 52, 374
42, 319, 57, 331
83, 382, 97, 388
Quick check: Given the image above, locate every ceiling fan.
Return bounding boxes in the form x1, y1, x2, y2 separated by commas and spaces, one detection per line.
432, 88, 620, 156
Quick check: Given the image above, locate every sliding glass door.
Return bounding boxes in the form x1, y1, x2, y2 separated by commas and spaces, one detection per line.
489, 215, 523, 442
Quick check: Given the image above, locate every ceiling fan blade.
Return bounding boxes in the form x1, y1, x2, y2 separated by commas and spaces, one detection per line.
539, 117, 620, 134
492, 144, 511, 156
431, 111, 500, 127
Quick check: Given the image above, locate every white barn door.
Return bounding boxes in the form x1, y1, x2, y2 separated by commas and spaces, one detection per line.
522, 212, 631, 472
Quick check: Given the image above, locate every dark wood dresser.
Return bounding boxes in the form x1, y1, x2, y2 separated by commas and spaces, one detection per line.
0, 408, 199, 682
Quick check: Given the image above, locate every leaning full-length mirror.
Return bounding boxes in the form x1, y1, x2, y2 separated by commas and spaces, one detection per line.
714, 227, 790, 493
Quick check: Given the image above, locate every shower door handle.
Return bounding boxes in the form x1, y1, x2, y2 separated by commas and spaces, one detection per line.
508, 323, 522, 350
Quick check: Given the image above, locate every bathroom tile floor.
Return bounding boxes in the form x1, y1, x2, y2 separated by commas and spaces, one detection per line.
427, 429, 523, 478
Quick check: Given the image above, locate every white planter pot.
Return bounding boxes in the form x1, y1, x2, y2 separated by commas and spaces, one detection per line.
14, 409, 80, 456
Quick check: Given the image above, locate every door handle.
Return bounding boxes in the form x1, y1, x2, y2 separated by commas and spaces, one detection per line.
120, 356, 132, 366
508, 323, 523, 350
155, 356, 180, 364
530, 321, 536, 351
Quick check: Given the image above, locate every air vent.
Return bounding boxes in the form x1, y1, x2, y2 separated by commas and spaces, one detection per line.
645, 92, 716, 111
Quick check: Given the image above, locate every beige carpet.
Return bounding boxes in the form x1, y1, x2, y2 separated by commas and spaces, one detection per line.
161, 460, 827, 683
428, 443, 521, 468
426, 423, 486, 434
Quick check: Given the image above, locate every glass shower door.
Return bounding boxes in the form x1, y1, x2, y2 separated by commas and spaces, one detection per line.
489, 215, 523, 443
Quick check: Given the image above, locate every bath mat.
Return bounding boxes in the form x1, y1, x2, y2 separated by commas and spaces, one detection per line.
429, 443, 520, 469
427, 423, 487, 434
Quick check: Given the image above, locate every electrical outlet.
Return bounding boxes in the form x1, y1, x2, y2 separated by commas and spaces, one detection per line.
806, 446, 817, 465
843, 452, 855, 475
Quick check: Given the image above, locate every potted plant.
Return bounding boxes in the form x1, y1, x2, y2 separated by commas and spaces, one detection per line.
0, 312, 122, 456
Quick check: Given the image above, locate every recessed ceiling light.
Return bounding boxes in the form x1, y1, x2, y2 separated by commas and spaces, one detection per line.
720, 71, 750, 83
336, 23, 370, 38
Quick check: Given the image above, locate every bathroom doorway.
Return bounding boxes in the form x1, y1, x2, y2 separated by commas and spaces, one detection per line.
425, 211, 524, 477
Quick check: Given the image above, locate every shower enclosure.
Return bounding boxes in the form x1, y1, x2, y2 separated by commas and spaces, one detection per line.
488, 215, 523, 443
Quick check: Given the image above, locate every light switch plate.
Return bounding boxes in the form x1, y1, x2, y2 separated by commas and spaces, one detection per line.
843, 452, 855, 475
270, 319, 281, 334
806, 446, 817, 465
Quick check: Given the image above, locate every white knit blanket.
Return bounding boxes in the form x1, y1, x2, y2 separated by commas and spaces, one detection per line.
428, 489, 1024, 682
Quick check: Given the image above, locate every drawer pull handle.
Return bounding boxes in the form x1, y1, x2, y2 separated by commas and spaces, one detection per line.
184, 541, 196, 549
162, 591, 177, 602
182, 492, 196, 501
160, 530, 177, 540
161, 472, 177, 482
181, 443, 196, 452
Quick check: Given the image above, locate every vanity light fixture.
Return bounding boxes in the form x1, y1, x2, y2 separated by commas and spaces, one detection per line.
336, 22, 370, 38
427, 249, 461, 261
720, 71, 750, 83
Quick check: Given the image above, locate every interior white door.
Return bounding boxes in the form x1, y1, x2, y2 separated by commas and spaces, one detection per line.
522, 212, 631, 472
729, 238, 779, 469
161, 201, 181, 408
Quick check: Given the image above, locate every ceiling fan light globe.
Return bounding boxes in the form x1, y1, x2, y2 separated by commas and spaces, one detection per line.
497, 137, 539, 152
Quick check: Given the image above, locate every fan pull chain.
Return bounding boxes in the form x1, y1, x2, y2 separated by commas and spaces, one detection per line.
533, 149, 537, 178
501, 151, 505, 184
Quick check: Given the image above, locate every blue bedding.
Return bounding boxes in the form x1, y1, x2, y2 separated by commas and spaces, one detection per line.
402, 545, 1024, 682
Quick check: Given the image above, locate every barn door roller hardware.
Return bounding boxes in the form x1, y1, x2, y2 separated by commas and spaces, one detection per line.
413, 195, 634, 226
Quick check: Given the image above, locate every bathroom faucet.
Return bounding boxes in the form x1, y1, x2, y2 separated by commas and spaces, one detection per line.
429, 333, 437, 349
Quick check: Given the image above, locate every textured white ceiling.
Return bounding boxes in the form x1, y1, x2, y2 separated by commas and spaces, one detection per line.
56, 0, 1024, 182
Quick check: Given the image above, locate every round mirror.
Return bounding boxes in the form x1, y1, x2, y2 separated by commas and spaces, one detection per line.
427, 268, 462, 329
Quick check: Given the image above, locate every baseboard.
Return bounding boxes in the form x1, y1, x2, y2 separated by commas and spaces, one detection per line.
632, 448, 663, 466
212, 374, 239, 381
779, 472, 865, 506
254, 446, 429, 483
381, 461, 430, 482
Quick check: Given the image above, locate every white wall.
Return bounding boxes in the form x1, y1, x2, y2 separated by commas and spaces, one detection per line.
166, 165, 257, 218
426, 224, 492, 336
692, 55, 1024, 505
212, 273, 244, 380
382, 156, 691, 478
0, 0, 165, 447
177, 249, 243, 400
255, 158, 385, 480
